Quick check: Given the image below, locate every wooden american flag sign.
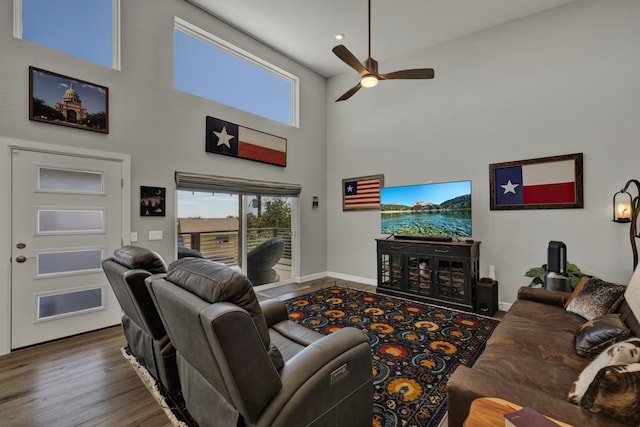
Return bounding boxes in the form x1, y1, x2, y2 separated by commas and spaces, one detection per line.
342, 174, 384, 211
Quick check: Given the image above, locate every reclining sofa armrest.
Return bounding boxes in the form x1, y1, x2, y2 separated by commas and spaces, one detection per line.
447, 365, 627, 427
517, 286, 570, 307
260, 299, 290, 327
258, 327, 373, 427
200, 303, 283, 424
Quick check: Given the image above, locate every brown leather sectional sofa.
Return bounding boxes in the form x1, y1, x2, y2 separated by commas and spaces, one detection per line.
447, 286, 639, 427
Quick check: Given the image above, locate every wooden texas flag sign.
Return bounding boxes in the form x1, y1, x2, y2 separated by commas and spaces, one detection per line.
205, 116, 287, 167
490, 153, 583, 210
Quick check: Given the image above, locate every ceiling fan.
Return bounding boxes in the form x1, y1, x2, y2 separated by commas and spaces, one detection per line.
332, 0, 435, 102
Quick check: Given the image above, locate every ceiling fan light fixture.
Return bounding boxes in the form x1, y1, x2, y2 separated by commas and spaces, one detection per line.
360, 74, 378, 88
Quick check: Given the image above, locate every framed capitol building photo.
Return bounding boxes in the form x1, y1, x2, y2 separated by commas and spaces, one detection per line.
29, 66, 109, 134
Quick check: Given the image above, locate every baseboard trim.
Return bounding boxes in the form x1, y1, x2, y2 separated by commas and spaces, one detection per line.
499, 301, 513, 312
297, 272, 328, 283
325, 271, 377, 286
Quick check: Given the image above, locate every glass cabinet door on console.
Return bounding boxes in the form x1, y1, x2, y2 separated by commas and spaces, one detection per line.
379, 252, 403, 290
435, 259, 468, 304
377, 241, 417, 292
407, 255, 433, 296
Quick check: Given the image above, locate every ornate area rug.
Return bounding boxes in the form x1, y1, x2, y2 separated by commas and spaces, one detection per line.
284, 286, 500, 427
121, 347, 194, 427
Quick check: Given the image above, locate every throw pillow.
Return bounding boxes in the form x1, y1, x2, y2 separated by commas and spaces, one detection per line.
575, 313, 631, 358
565, 277, 626, 320
581, 363, 640, 425
563, 276, 589, 309
567, 337, 640, 405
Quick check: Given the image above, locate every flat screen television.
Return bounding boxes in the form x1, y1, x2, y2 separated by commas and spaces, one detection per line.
380, 180, 472, 240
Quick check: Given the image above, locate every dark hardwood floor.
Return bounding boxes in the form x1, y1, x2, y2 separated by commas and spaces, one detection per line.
0, 324, 171, 427
0, 277, 371, 427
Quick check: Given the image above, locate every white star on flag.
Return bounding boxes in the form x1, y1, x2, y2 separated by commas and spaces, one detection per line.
214, 126, 234, 149
346, 184, 354, 193
501, 180, 519, 194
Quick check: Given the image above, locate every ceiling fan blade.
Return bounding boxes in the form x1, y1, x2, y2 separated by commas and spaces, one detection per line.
379, 68, 435, 80
332, 45, 368, 75
336, 82, 363, 102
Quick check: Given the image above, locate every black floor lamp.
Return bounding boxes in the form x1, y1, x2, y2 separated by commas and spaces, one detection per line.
612, 179, 640, 270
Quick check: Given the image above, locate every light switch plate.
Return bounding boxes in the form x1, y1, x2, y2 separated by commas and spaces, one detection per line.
130, 232, 138, 242
149, 230, 163, 240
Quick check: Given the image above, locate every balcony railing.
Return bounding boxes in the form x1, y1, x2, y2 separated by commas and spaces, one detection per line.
178, 227, 291, 265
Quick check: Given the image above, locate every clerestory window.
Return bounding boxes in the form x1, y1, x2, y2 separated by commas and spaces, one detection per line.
15, 0, 120, 69
174, 17, 299, 127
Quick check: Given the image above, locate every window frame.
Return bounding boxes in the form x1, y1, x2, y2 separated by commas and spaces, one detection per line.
13, 0, 121, 70
174, 17, 300, 127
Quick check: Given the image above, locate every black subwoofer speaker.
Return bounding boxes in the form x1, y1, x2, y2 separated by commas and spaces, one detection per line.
545, 241, 571, 292
475, 279, 498, 316
547, 240, 567, 275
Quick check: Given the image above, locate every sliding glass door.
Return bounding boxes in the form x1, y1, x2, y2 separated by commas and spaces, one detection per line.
245, 195, 292, 283
177, 190, 294, 285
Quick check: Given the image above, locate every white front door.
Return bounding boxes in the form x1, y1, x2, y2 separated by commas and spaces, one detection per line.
11, 148, 124, 349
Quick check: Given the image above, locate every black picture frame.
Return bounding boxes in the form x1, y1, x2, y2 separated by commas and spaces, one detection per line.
140, 186, 166, 217
29, 66, 109, 134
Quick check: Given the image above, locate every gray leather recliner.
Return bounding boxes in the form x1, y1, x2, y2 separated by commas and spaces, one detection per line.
146, 257, 373, 427
101, 246, 179, 393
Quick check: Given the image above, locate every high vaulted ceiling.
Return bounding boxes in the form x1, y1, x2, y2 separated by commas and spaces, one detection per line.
186, 0, 578, 78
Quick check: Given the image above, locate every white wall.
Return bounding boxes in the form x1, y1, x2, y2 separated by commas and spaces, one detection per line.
326, 0, 640, 304
0, 0, 328, 354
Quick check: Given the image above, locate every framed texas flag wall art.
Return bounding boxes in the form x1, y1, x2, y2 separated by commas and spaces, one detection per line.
342, 174, 384, 211
489, 153, 583, 210
205, 116, 287, 167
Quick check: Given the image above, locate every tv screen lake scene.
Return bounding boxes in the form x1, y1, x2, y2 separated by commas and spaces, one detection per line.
380, 181, 472, 238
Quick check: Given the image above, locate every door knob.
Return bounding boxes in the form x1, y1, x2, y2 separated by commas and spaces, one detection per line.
15, 255, 27, 263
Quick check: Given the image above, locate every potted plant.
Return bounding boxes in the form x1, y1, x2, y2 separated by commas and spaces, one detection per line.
525, 262, 585, 288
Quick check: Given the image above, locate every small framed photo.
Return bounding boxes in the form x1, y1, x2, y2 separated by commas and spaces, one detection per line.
140, 186, 166, 217
489, 153, 583, 210
29, 66, 109, 133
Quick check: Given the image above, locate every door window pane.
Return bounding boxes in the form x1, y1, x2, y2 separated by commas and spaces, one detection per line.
38, 287, 103, 320
38, 210, 104, 233
39, 168, 104, 193
38, 249, 103, 275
